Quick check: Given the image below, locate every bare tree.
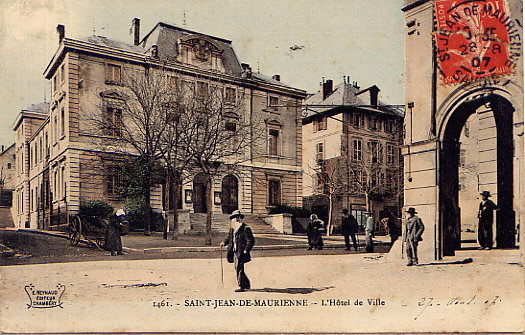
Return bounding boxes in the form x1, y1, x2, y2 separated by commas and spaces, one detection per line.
347, 141, 399, 215
306, 158, 348, 236
90, 65, 182, 235
307, 140, 403, 235
177, 82, 262, 245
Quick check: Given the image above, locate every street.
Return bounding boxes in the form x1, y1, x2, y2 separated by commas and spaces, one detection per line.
1, 244, 523, 333
0, 230, 390, 266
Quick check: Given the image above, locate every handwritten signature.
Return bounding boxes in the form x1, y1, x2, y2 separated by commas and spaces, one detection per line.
414, 295, 502, 320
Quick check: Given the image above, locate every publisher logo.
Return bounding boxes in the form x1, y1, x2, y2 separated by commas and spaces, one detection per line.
24, 284, 65, 309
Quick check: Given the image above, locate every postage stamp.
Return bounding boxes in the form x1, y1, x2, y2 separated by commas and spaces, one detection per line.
435, 0, 520, 84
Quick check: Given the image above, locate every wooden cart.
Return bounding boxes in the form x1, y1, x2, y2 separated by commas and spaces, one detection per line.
68, 214, 109, 250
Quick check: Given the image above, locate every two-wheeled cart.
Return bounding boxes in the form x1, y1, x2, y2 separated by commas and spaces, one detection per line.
68, 214, 109, 250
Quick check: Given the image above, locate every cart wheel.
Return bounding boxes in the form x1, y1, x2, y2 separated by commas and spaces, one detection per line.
69, 216, 81, 246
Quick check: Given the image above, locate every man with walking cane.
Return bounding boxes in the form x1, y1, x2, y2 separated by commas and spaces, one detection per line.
404, 207, 424, 266
220, 210, 254, 292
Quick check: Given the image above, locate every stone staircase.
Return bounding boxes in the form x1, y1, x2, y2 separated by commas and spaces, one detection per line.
0, 206, 14, 228
188, 213, 280, 234
244, 215, 280, 234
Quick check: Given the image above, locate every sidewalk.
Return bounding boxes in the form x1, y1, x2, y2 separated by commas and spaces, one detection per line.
14, 228, 391, 254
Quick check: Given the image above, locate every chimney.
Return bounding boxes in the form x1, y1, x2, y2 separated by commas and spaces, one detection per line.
133, 18, 140, 46
322, 79, 333, 100
272, 74, 280, 81
370, 85, 380, 107
241, 63, 252, 78
56, 24, 65, 44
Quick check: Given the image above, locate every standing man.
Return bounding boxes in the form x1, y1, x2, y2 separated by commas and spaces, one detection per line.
404, 207, 425, 266
478, 191, 497, 250
365, 212, 374, 253
341, 209, 358, 251
221, 210, 254, 292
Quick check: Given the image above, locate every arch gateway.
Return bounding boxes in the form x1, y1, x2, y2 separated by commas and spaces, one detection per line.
402, 0, 524, 261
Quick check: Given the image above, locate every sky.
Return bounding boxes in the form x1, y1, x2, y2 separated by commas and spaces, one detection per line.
0, 0, 405, 148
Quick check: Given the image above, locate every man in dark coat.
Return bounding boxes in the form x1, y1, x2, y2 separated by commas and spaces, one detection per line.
478, 191, 497, 250
221, 210, 254, 292
306, 214, 325, 250
404, 207, 424, 266
341, 209, 358, 251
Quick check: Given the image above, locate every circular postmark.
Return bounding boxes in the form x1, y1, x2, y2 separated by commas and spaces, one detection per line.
434, 0, 522, 85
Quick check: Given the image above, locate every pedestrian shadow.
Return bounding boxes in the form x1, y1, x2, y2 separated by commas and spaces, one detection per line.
418, 258, 473, 266
248, 286, 334, 294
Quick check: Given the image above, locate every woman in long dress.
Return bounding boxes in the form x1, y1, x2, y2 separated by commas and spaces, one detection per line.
306, 214, 325, 250
104, 209, 125, 256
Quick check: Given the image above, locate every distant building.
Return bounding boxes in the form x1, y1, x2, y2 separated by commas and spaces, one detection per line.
0, 143, 16, 207
302, 78, 404, 231
9, 20, 305, 229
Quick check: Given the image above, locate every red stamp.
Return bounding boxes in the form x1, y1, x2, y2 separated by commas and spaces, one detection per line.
435, 0, 520, 85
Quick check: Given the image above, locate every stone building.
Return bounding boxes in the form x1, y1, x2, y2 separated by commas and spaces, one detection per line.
0, 144, 16, 192
9, 20, 305, 229
302, 78, 404, 231
0, 143, 16, 223
402, 0, 523, 260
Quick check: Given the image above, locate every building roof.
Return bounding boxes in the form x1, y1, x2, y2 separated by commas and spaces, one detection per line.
78, 35, 146, 54
251, 72, 300, 90
140, 22, 243, 76
45, 22, 305, 96
23, 102, 50, 115
12, 102, 50, 130
303, 81, 403, 122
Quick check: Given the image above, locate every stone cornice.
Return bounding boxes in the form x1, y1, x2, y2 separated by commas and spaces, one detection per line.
43, 38, 306, 99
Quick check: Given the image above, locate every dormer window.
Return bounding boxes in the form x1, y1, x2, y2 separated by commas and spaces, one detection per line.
151, 45, 158, 58
179, 36, 225, 72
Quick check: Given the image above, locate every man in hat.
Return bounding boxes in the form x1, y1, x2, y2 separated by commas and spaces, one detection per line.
404, 207, 424, 266
341, 209, 359, 251
220, 210, 254, 292
478, 191, 497, 250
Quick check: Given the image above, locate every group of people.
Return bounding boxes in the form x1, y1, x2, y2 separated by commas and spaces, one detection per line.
216, 191, 497, 292
306, 209, 389, 254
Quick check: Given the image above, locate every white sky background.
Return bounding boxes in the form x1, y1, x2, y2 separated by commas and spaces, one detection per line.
0, 0, 405, 148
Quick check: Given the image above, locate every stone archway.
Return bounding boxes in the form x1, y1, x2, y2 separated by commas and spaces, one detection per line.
221, 174, 238, 214
439, 93, 515, 256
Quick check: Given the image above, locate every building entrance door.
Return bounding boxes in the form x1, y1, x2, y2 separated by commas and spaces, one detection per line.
193, 173, 208, 213
439, 94, 515, 256
221, 175, 238, 214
